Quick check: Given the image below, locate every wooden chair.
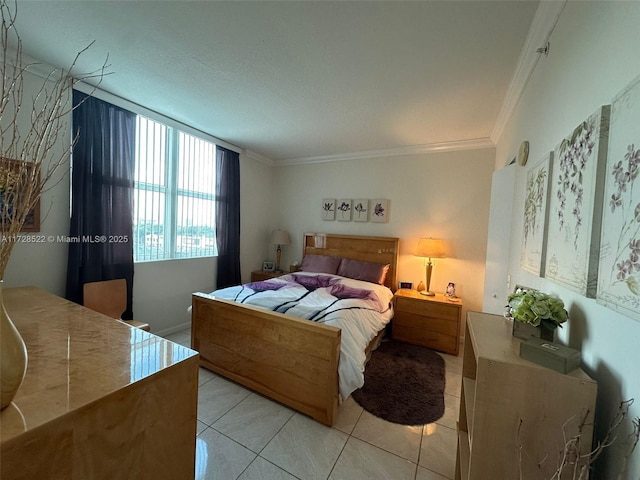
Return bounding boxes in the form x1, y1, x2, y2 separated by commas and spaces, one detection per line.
83, 279, 150, 331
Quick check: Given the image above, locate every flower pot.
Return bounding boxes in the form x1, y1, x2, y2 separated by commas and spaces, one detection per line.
512, 319, 554, 342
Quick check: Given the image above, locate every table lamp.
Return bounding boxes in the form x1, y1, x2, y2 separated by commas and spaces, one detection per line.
271, 229, 290, 273
415, 238, 446, 296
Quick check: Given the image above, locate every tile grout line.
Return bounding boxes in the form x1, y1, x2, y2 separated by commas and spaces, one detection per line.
252, 412, 301, 479
198, 390, 252, 427
325, 432, 351, 479
414, 424, 425, 480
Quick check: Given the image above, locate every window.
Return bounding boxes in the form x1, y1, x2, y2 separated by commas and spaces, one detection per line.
134, 116, 217, 262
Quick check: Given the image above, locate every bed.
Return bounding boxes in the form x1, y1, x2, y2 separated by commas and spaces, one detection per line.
191, 233, 399, 426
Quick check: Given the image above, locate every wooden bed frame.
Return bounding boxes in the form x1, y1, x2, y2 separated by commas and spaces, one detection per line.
191, 233, 399, 426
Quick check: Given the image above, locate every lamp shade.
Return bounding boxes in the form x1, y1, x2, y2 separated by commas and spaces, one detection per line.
271, 229, 290, 246
415, 238, 446, 258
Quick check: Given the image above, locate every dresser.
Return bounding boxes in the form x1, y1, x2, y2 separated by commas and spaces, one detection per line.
0, 287, 199, 480
455, 311, 597, 479
392, 289, 462, 355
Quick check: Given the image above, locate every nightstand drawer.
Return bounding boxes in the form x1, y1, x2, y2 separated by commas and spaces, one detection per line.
395, 296, 459, 321
250, 270, 284, 282
393, 311, 458, 336
392, 325, 457, 353
392, 290, 462, 355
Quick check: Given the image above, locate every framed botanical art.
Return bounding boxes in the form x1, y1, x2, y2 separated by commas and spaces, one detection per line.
520, 153, 551, 276
0, 157, 41, 232
353, 199, 369, 222
597, 76, 640, 321
370, 199, 389, 223
544, 105, 610, 297
321, 199, 335, 221
336, 199, 352, 221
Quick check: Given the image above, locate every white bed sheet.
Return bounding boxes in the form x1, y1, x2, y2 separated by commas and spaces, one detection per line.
203, 271, 394, 400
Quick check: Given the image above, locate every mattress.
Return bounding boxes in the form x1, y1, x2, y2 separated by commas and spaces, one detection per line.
205, 271, 394, 399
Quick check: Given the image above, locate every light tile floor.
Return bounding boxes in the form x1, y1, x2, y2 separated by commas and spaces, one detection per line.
164, 329, 463, 480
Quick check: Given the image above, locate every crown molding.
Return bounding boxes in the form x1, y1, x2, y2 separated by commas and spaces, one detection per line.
491, 0, 566, 144
23, 60, 63, 82
274, 137, 495, 167
244, 150, 275, 166
5, 46, 64, 83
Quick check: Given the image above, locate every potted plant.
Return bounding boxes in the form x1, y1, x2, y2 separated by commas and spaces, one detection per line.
506, 287, 568, 341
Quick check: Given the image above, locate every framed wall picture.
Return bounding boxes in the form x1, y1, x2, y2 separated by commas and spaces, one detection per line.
370, 199, 389, 223
0, 157, 41, 232
353, 199, 369, 222
321, 199, 335, 221
544, 105, 610, 297
336, 199, 352, 221
597, 76, 640, 321
520, 153, 552, 276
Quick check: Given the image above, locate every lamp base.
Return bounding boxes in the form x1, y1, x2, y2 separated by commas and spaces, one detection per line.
423, 261, 435, 297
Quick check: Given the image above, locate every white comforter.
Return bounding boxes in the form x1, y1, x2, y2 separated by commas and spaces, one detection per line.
206, 271, 394, 400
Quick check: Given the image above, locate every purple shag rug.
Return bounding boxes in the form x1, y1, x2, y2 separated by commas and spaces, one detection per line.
351, 340, 446, 426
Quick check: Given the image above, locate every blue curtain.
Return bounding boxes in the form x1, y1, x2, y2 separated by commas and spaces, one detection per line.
215, 146, 241, 288
65, 91, 136, 318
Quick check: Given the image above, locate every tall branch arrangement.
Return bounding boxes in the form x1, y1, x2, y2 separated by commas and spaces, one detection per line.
518, 398, 640, 479
0, 0, 109, 279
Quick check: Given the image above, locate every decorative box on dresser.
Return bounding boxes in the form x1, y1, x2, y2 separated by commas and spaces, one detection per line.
455, 311, 598, 480
0, 287, 199, 480
392, 290, 462, 355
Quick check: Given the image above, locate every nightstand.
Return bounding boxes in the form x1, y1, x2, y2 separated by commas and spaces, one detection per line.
250, 270, 286, 282
392, 289, 462, 355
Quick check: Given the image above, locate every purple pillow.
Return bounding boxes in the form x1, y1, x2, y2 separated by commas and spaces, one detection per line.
299, 254, 342, 274
337, 258, 390, 285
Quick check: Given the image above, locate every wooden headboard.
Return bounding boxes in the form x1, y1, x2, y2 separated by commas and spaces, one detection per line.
303, 233, 399, 291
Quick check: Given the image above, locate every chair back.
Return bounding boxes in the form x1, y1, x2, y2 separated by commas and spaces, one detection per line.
83, 279, 127, 319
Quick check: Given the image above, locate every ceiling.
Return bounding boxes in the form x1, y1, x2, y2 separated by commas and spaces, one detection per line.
12, 1, 540, 163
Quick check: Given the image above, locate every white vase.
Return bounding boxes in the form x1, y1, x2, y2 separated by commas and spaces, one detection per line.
1, 282, 28, 409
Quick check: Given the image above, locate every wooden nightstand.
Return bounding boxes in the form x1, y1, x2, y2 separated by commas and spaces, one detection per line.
392, 289, 462, 355
250, 270, 286, 282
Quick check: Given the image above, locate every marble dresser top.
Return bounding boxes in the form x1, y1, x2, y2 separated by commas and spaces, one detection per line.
0, 286, 198, 443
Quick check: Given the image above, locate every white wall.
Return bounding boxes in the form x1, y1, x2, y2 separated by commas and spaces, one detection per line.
3, 69, 71, 297
239, 155, 276, 282
494, 2, 640, 477
272, 148, 495, 324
